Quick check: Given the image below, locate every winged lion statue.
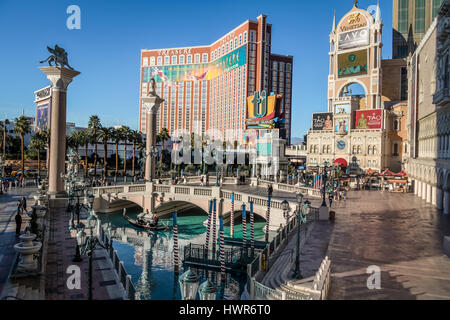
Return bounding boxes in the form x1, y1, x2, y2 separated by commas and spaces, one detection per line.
40, 45, 74, 70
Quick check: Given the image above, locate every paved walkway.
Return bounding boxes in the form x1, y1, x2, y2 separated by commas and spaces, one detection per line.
327, 190, 450, 300
0, 187, 34, 295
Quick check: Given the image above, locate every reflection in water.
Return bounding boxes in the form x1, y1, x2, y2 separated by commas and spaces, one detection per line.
99, 207, 272, 300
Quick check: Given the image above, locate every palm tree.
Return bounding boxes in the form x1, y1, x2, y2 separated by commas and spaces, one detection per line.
78, 129, 91, 177
29, 131, 47, 177
158, 128, 170, 165
0, 119, 9, 158
130, 130, 143, 177
13, 116, 31, 174
117, 126, 131, 177
112, 128, 122, 178
98, 127, 112, 178
88, 115, 102, 177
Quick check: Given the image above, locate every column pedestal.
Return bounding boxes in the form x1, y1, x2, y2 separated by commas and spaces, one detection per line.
39, 66, 80, 202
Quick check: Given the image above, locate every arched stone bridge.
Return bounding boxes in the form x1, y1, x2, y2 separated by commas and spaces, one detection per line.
92, 180, 322, 231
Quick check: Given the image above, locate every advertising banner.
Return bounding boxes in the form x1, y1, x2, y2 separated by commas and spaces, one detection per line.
354, 109, 383, 129
338, 27, 370, 50
338, 50, 367, 78
246, 91, 284, 130
36, 104, 49, 131
334, 104, 350, 115
312, 113, 333, 131
142, 45, 247, 85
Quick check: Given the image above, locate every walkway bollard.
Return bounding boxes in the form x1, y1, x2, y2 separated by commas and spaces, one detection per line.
173, 211, 179, 274
250, 201, 255, 257
242, 204, 247, 255
230, 192, 235, 238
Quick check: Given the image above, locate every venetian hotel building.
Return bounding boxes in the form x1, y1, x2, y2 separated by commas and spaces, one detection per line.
139, 14, 293, 144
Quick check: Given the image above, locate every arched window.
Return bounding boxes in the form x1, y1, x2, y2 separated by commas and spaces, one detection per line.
373, 146, 377, 155
353, 145, 357, 154
368, 146, 372, 155
327, 145, 331, 154
357, 146, 362, 154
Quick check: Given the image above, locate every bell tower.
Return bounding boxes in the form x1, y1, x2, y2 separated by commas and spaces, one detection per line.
328, 1, 382, 112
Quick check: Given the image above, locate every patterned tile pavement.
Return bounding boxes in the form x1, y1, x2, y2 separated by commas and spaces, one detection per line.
326, 190, 450, 300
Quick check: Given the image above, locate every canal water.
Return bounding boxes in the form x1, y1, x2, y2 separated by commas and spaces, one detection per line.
98, 207, 276, 300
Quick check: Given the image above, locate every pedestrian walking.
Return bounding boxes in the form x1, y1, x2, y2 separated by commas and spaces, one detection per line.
15, 201, 22, 235
21, 196, 27, 214
343, 189, 347, 202
268, 184, 273, 198
328, 192, 333, 207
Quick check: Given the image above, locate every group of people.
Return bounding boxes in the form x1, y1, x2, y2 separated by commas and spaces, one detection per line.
14, 196, 29, 235
137, 212, 159, 227
327, 188, 348, 207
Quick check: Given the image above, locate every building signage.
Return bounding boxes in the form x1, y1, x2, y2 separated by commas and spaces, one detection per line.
338, 50, 367, 78
35, 87, 51, 102
36, 104, 49, 131
338, 27, 369, 50
246, 91, 284, 130
157, 48, 192, 56
354, 109, 383, 129
335, 104, 350, 115
143, 45, 247, 85
339, 12, 368, 33
312, 113, 333, 131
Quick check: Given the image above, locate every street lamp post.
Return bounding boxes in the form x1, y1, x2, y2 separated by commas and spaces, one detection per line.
281, 200, 290, 227
179, 268, 218, 300
321, 161, 330, 207
294, 192, 310, 279
0, 156, 4, 195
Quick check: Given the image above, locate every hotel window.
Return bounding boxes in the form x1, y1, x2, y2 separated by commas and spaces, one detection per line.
244, 31, 248, 43
179, 55, 185, 64
234, 37, 237, 48
401, 67, 408, 100
172, 56, 177, 65
393, 119, 400, 131
398, 0, 409, 34
230, 41, 233, 51
433, 0, 443, 19
373, 147, 377, 155
194, 54, 200, 64
202, 53, 208, 63
222, 45, 224, 56
157, 56, 162, 66
250, 30, 256, 42
143, 57, 148, 66
187, 55, 192, 64
164, 56, 170, 65
211, 52, 214, 61
393, 142, 399, 157
150, 57, 155, 66
239, 34, 242, 46
415, 0, 426, 34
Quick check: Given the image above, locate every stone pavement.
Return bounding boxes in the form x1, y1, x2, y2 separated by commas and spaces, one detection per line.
327, 190, 450, 300
0, 187, 34, 296
44, 206, 125, 300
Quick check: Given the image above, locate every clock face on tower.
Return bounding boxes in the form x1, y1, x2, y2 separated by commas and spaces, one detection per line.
337, 140, 346, 150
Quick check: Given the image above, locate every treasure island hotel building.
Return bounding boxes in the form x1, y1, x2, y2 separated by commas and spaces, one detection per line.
139, 14, 293, 144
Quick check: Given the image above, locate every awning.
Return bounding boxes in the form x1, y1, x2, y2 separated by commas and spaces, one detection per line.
334, 158, 348, 167
388, 180, 408, 184
395, 170, 408, 177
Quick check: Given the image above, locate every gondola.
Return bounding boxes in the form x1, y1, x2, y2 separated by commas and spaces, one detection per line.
122, 209, 169, 231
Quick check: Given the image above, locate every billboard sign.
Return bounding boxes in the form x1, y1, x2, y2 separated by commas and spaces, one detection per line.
338, 50, 367, 78
312, 113, 333, 131
246, 91, 284, 130
36, 104, 49, 131
143, 45, 247, 86
338, 27, 370, 50
334, 104, 350, 115
354, 109, 383, 129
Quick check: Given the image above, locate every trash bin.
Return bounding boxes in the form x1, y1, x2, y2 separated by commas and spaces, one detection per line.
329, 211, 336, 221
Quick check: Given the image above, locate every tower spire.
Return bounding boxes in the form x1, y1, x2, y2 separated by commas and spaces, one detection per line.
354, 0, 358, 8
332, 11, 336, 33
375, 0, 381, 24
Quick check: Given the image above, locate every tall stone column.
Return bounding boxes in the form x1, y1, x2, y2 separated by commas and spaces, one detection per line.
432, 186, 437, 206
422, 183, 427, 201
444, 190, 450, 215
426, 184, 432, 203
40, 67, 80, 197
418, 181, 422, 198
142, 90, 164, 182
437, 187, 444, 211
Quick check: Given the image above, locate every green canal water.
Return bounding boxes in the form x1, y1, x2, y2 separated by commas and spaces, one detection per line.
98, 207, 276, 300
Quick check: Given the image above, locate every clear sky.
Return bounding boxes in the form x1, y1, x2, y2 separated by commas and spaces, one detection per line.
0, 0, 393, 138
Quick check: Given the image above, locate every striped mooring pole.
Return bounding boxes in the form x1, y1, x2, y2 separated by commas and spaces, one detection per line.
250, 201, 255, 257
242, 204, 247, 255
219, 212, 225, 279
265, 196, 271, 243
230, 192, 235, 238
172, 211, 179, 274
212, 199, 217, 252
205, 200, 213, 258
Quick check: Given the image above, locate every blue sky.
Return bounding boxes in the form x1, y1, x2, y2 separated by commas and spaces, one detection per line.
0, 0, 393, 138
